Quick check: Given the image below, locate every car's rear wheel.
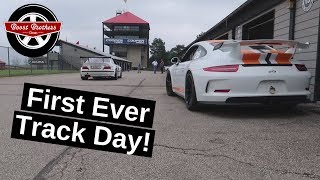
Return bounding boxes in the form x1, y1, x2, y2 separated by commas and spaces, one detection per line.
185, 72, 198, 111
81, 76, 88, 80
113, 71, 118, 80
119, 70, 122, 78
166, 71, 175, 96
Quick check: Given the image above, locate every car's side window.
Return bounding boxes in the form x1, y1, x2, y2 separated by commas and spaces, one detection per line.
192, 46, 207, 60
181, 46, 199, 62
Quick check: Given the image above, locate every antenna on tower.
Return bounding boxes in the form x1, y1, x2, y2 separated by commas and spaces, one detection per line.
123, 0, 128, 12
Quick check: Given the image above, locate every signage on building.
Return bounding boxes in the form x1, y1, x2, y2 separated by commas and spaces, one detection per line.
302, 0, 314, 12
105, 38, 148, 45
28, 57, 47, 64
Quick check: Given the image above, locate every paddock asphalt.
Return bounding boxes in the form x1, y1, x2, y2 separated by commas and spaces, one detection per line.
0, 71, 320, 180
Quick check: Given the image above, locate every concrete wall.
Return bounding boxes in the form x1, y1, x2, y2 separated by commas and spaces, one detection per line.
294, 0, 319, 100
112, 46, 127, 53
111, 45, 148, 68
141, 46, 148, 68
127, 46, 142, 68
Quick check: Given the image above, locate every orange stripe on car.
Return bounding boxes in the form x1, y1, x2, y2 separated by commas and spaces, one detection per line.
173, 87, 184, 93
207, 40, 226, 43
241, 50, 261, 64
275, 53, 293, 64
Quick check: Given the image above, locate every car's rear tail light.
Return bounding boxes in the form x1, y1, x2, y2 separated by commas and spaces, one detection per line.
103, 66, 111, 70
295, 64, 308, 71
214, 89, 230, 93
82, 66, 89, 70
203, 65, 239, 72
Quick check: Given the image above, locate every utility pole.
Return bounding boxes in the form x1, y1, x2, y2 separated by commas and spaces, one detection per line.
47, 53, 49, 71
124, 0, 128, 12
7, 47, 10, 76
102, 23, 105, 52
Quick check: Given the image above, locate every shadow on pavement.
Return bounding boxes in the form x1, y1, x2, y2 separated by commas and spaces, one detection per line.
196, 104, 309, 119
173, 95, 316, 119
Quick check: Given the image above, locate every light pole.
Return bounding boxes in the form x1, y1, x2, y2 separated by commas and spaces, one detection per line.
7, 47, 10, 76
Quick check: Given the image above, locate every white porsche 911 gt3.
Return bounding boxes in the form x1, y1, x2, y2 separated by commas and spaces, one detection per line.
166, 40, 312, 110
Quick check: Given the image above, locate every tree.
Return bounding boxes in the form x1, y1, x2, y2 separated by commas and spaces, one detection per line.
197, 32, 205, 39
168, 45, 185, 59
149, 38, 167, 67
149, 38, 186, 66
150, 38, 166, 59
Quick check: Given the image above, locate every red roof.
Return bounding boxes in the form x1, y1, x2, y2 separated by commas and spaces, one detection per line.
103, 12, 149, 25
0, 60, 6, 64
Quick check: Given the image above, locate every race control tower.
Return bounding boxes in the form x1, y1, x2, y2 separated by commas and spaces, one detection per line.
103, 11, 150, 69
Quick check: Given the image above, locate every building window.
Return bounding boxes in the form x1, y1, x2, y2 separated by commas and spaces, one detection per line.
192, 46, 207, 60
114, 36, 139, 39
114, 26, 139, 32
115, 52, 127, 58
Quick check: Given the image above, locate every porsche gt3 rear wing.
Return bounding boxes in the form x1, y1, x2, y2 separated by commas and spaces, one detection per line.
210, 39, 310, 49
209, 40, 310, 65
238, 40, 310, 49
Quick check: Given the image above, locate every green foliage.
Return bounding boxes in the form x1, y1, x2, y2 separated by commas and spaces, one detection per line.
150, 38, 166, 60
149, 38, 185, 66
168, 45, 186, 59
149, 38, 166, 67
197, 32, 205, 39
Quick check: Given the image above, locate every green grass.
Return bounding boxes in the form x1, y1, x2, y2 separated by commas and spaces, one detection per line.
0, 69, 78, 77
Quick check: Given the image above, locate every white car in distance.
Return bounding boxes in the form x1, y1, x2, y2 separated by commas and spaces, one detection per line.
80, 56, 122, 80
166, 40, 312, 110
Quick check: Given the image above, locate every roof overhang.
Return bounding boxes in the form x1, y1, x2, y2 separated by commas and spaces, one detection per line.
103, 22, 150, 30
103, 12, 150, 30
56, 40, 132, 63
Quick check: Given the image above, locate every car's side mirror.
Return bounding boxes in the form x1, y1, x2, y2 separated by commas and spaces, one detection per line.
171, 57, 180, 64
